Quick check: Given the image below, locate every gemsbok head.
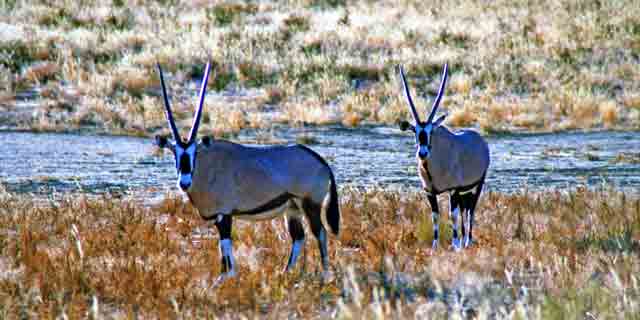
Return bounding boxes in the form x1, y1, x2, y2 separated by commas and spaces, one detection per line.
397, 63, 490, 250
154, 62, 340, 281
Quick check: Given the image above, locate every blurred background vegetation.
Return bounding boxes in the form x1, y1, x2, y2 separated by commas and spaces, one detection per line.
1, 0, 639, 137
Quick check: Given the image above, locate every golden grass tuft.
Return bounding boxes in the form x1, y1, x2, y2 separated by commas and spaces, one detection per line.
21, 61, 59, 83
448, 105, 477, 127
570, 94, 600, 128
449, 73, 472, 95
622, 93, 640, 110
112, 66, 153, 97
284, 99, 337, 126
599, 99, 619, 127
341, 111, 362, 127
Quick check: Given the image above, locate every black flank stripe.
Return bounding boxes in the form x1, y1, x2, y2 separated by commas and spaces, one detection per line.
426, 167, 487, 195
231, 193, 292, 215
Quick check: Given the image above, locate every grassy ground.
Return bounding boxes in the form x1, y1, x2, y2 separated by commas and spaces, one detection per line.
1, 0, 640, 136
0, 186, 638, 318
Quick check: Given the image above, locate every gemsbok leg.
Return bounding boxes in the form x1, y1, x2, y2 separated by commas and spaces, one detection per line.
463, 179, 485, 247
214, 215, 236, 277
285, 214, 305, 271
428, 194, 440, 249
449, 192, 463, 250
301, 199, 329, 272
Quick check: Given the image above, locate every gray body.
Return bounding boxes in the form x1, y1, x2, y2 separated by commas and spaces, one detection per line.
187, 140, 333, 220
397, 64, 490, 250
419, 126, 490, 194
154, 62, 339, 281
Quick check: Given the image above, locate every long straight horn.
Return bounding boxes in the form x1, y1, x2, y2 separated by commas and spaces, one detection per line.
398, 65, 421, 123
187, 61, 212, 144
157, 63, 182, 143
426, 63, 449, 123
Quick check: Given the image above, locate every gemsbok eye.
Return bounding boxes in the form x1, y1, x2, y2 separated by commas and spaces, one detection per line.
155, 61, 340, 282
398, 63, 490, 251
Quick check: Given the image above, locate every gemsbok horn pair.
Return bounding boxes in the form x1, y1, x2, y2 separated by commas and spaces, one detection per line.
397, 64, 490, 250
154, 62, 340, 279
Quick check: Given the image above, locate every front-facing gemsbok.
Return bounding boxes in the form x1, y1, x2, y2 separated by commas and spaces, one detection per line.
397, 64, 489, 250
154, 62, 340, 279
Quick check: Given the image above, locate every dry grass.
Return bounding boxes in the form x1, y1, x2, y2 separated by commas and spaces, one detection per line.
1, 0, 639, 136
0, 186, 638, 318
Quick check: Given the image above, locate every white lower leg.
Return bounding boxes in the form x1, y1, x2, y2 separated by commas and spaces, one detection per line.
219, 238, 236, 277
451, 207, 461, 250
464, 210, 472, 247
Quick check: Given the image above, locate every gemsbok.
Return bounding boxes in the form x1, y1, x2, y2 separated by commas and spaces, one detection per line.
397, 63, 490, 250
154, 62, 340, 279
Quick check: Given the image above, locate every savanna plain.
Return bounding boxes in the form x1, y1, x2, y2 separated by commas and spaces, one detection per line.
1, 0, 639, 318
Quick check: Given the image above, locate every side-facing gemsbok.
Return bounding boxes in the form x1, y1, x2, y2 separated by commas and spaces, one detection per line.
397, 63, 490, 250
154, 62, 340, 279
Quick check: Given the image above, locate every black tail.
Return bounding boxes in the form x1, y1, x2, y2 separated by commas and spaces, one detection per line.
327, 169, 340, 235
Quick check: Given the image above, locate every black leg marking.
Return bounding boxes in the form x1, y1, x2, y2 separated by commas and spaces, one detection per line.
453, 179, 485, 248
450, 191, 466, 251
214, 214, 233, 274
302, 199, 329, 271
285, 216, 305, 271
427, 194, 440, 248
288, 216, 305, 241
466, 179, 485, 247
460, 191, 473, 243
450, 192, 462, 242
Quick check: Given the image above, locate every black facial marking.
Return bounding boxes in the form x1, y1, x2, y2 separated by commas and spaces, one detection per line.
417, 129, 428, 145
179, 152, 191, 173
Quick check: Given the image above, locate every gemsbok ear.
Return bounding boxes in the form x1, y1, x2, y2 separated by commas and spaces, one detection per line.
399, 120, 414, 132
433, 114, 448, 127
201, 136, 212, 147
155, 135, 168, 148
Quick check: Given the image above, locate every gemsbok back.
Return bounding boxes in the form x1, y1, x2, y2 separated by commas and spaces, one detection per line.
154, 62, 340, 279
397, 63, 490, 250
